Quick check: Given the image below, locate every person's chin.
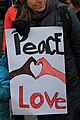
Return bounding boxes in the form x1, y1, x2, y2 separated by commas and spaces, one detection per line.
36, 6, 46, 12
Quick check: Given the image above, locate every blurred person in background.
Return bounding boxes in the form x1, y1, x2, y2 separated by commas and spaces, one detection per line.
0, 52, 10, 120
64, 0, 80, 20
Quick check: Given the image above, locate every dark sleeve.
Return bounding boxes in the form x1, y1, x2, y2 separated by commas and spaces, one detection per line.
69, 8, 80, 70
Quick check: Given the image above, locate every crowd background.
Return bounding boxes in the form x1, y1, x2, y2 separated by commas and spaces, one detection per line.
0, 0, 80, 120
0, 0, 12, 51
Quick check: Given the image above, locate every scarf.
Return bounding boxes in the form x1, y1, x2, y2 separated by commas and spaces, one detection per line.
21, 0, 57, 26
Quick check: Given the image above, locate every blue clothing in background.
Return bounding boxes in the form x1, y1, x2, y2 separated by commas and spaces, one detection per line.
0, 53, 10, 120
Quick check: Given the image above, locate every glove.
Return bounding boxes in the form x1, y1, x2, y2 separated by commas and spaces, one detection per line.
12, 18, 30, 37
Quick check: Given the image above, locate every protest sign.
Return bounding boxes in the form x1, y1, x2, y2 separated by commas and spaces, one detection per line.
6, 27, 67, 115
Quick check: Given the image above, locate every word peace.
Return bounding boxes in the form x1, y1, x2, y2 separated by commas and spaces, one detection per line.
13, 33, 64, 55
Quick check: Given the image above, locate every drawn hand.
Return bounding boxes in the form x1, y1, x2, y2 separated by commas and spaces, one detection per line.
36, 57, 66, 84
10, 57, 37, 80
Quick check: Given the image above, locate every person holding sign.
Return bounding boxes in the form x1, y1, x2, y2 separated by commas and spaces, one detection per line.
2, 0, 80, 120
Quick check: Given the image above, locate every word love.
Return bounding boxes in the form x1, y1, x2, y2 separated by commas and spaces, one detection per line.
13, 33, 64, 55
19, 86, 66, 109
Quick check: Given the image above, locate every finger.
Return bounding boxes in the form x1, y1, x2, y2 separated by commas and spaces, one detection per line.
36, 72, 44, 79
31, 73, 36, 79
37, 58, 43, 65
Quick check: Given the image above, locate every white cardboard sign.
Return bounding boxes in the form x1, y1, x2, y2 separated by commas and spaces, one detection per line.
6, 27, 67, 115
